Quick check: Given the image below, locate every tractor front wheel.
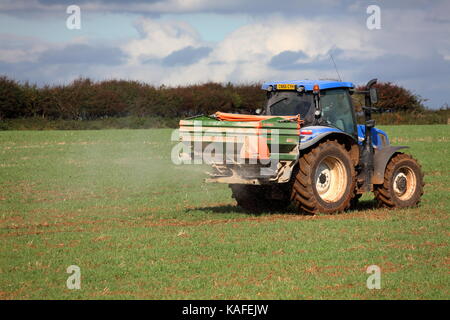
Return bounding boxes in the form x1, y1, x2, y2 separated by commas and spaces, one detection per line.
374, 153, 424, 208
291, 140, 356, 214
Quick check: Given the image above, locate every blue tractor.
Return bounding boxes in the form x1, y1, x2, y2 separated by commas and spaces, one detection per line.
258, 78, 424, 213
178, 79, 425, 214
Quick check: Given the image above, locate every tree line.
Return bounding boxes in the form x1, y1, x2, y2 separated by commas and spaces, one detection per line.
0, 75, 431, 121
0, 76, 265, 120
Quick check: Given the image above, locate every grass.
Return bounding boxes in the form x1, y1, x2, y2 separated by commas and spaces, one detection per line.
0, 125, 448, 299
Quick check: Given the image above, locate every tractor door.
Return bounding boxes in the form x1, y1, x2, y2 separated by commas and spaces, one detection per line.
320, 88, 358, 138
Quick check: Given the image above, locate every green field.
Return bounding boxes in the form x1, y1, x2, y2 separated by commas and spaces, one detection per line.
0, 125, 449, 299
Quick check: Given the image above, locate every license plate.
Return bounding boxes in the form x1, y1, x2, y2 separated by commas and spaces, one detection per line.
276, 84, 296, 90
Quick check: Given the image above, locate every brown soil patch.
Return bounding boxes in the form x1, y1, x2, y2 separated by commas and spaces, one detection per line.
141, 208, 391, 228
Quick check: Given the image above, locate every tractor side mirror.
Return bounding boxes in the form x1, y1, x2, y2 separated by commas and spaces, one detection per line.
369, 87, 378, 104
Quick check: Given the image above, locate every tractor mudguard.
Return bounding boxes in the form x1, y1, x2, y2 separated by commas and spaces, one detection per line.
299, 128, 356, 150
372, 146, 409, 184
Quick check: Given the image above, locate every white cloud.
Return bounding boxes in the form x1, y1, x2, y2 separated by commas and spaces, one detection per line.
0, 48, 34, 63
0, 34, 49, 63
113, 12, 449, 109
144, 15, 381, 85
1, 1, 449, 108
122, 17, 203, 64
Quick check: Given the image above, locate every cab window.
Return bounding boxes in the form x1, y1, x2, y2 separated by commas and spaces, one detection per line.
320, 89, 356, 135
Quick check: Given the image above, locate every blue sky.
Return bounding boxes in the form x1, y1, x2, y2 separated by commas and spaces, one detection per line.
0, 0, 449, 109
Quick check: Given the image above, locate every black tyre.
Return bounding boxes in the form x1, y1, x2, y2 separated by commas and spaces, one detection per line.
374, 153, 424, 208
230, 184, 290, 213
291, 140, 356, 214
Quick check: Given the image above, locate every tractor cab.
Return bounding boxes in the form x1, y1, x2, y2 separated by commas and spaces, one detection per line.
261, 80, 357, 137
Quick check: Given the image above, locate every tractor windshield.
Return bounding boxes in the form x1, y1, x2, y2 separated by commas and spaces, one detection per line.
267, 91, 314, 122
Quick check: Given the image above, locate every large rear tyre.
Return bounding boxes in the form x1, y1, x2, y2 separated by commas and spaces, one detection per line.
291, 140, 356, 214
374, 153, 424, 208
230, 184, 290, 213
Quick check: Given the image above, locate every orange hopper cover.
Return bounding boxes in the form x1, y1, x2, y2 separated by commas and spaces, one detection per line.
214, 112, 301, 123
213, 112, 302, 160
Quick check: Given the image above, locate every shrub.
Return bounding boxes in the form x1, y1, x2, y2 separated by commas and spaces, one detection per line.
353, 81, 426, 113
0, 75, 447, 129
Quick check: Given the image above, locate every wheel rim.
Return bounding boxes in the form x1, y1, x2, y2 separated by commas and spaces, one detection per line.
315, 156, 347, 203
393, 166, 417, 201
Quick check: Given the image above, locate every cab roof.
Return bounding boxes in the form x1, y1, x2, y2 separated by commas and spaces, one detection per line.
261, 80, 355, 91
